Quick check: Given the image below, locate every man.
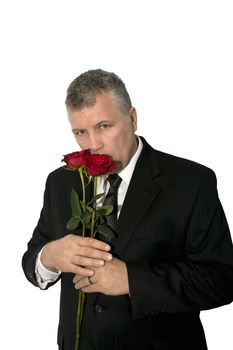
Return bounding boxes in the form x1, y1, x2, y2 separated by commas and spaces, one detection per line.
22, 69, 233, 350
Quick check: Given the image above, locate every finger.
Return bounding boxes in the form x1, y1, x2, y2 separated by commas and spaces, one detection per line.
73, 274, 81, 283
72, 255, 106, 268
75, 277, 95, 292
73, 273, 91, 284
77, 237, 111, 252
70, 265, 94, 277
74, 276, 92, 290
76, 246, 113, 262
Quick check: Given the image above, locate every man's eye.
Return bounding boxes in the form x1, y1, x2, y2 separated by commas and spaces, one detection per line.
75, 130, 86, 137
99, 124, 111, 130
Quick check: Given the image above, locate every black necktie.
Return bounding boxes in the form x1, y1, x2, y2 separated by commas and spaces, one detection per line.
104, 174, 122, 230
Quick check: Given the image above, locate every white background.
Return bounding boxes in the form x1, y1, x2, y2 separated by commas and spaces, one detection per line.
0, 1, 232, 349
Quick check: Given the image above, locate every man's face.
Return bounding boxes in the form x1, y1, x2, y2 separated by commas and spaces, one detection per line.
68, 92, 138, 169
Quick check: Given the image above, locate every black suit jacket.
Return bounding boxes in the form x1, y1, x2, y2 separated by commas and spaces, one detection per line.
22, 138, 233, 350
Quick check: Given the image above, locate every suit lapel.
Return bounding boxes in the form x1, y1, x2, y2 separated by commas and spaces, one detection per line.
113, 139, 161, 256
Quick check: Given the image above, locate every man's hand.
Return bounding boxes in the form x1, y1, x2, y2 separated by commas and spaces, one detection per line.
41, 234, 113, 276
73, 257, 130, 296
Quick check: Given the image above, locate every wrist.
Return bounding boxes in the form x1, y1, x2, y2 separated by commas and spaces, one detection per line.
41, 242, 59, 273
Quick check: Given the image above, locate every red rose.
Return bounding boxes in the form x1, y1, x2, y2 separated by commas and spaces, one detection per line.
83, 153, 117, 176
62, 150, 88, 168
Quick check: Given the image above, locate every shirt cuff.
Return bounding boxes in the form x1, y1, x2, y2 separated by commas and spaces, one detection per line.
35, 247, 61, 289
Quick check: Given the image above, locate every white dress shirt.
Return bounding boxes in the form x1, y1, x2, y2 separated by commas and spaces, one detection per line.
35, 136, 143, 289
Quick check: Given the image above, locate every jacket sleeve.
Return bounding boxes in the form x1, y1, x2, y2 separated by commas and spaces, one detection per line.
22, 175, 60, 289
127, 170, 233, 319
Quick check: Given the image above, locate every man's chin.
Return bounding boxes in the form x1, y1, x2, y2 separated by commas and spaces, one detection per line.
113, 161, 123, 173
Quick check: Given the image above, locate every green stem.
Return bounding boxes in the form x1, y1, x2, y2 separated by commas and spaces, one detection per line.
75, 167, 88, 350
78, 167, 86, 204
91, 176, 97, 238
78, 167, 86, 237
75, 290, 85, 350
74, 173, 97, 349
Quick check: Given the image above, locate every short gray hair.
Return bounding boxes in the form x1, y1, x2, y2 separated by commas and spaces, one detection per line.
65, 69, 132, 115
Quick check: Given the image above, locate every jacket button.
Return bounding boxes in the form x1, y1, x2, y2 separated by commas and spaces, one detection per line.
94, 304, 103, 313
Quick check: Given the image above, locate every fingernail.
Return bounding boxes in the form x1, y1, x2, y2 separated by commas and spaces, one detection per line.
106, 254, 112, 261
105, 245, 111, 251
97, 260, 104, 266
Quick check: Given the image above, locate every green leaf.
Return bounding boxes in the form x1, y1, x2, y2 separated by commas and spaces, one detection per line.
97, 225, 115, 239
81, 211, 92, 225
101, 204, 113, 216
88, 192, 105, 205
66, 217, 80, 230
86, 206, 94, 213
99, 217, 105, 224
71, 188, 82, 218
95, 208, 106, 220
80, 200, 85, 210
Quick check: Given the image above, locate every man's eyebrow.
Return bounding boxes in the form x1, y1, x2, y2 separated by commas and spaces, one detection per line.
96, 120, 112, 126
72, 128, 85, 133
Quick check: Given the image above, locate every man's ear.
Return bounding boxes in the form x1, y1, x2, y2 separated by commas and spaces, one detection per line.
129, 107, 137, 132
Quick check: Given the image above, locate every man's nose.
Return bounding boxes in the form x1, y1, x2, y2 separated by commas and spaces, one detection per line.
88, 134, 104, 152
